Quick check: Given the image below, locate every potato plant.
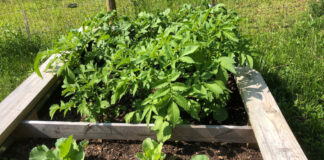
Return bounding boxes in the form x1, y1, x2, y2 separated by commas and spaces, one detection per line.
35, 4, 254, 142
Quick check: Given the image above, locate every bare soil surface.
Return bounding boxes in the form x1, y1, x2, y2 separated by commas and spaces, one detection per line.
1, 139, 262, 160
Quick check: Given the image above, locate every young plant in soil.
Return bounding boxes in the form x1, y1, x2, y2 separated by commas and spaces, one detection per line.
34, 3, 254, 147
136, 138, 210, 160
29, 135, 88, 160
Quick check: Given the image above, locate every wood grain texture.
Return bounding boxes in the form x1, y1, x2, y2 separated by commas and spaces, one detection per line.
106, 0, 116, 12
0, 55, 61, 145
235, 67, 307, 160
15, 120, 256, 143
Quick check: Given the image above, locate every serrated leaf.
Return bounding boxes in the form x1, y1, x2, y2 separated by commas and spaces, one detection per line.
78, 99, 90, 117
219, 57, 236, 73
180, 56, 195, 64
181, 45, 199, 56
223, 31, 238, 42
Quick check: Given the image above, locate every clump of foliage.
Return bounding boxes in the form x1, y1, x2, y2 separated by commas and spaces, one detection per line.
310, 0, 324, 17
29, 135, 88, 160
35, 4, 254, 142
136, 138, 210, 160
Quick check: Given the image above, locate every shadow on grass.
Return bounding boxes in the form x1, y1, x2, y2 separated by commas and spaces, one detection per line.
260, 69, 324, 159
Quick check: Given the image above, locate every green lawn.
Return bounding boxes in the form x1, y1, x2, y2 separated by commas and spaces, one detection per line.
0, 0, 323, 159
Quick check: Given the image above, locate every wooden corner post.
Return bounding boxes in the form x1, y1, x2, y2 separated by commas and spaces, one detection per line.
212, 0, 216, 7
106, 0, 116, 12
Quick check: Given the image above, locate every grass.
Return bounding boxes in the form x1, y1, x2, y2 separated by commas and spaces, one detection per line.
0, 0, 323, 159
255, 16, 324, 159
0, 0, 106, 101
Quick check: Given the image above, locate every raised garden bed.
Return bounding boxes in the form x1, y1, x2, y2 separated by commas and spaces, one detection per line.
0, 4, 307, 160
0, 63, 306, 159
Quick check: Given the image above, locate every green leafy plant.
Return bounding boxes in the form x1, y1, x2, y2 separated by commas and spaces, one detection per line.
136, 138, 166, 160
29, 135, 88, 160
35, 4, 254, 142
136, 138, 210, 160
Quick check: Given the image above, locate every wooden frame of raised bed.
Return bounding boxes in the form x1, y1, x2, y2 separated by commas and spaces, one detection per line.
0, 56, 307, 160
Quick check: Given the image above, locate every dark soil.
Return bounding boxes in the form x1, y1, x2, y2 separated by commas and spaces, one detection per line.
37, 74, 248, 126
1, 139, 262, 160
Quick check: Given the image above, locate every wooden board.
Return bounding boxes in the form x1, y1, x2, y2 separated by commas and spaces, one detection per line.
235, 67, 307, 160
0, 55, 61, 145
14, 120, 256, 143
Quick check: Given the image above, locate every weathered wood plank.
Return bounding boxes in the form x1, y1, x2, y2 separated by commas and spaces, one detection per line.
0, 55, 61, 145
235, 67, 307, 160
15, 121, 256, 143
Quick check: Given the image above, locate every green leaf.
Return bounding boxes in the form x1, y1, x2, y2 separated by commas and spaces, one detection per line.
213, 108, 228, 121
187, 100, 201, 121
180, 56, 195, 64
151, 87, 170, 99
181, 45, 199, 56
145, 109, 153, 125
216, 66, 229, 84
219, 57, 236, 73
33, 52, 46, 78
190, 155, 210, 160
57, 135, 73, 158
100, 100, 110, 109
169, 71, 181, 81
46, 149, 61, 160
153, 79, 169, 89
173, 94, 189, 111
246, 55, 253, 68
152, 117, 172, 143
29, 145, 49, 160
204, 82, 223, 98
171, 82, 188, 92
167, 102, 180, 126
142, 138, 154, 151
125, 111, 136, 123
223, 31, 238, 42
49, 104, 60, 120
